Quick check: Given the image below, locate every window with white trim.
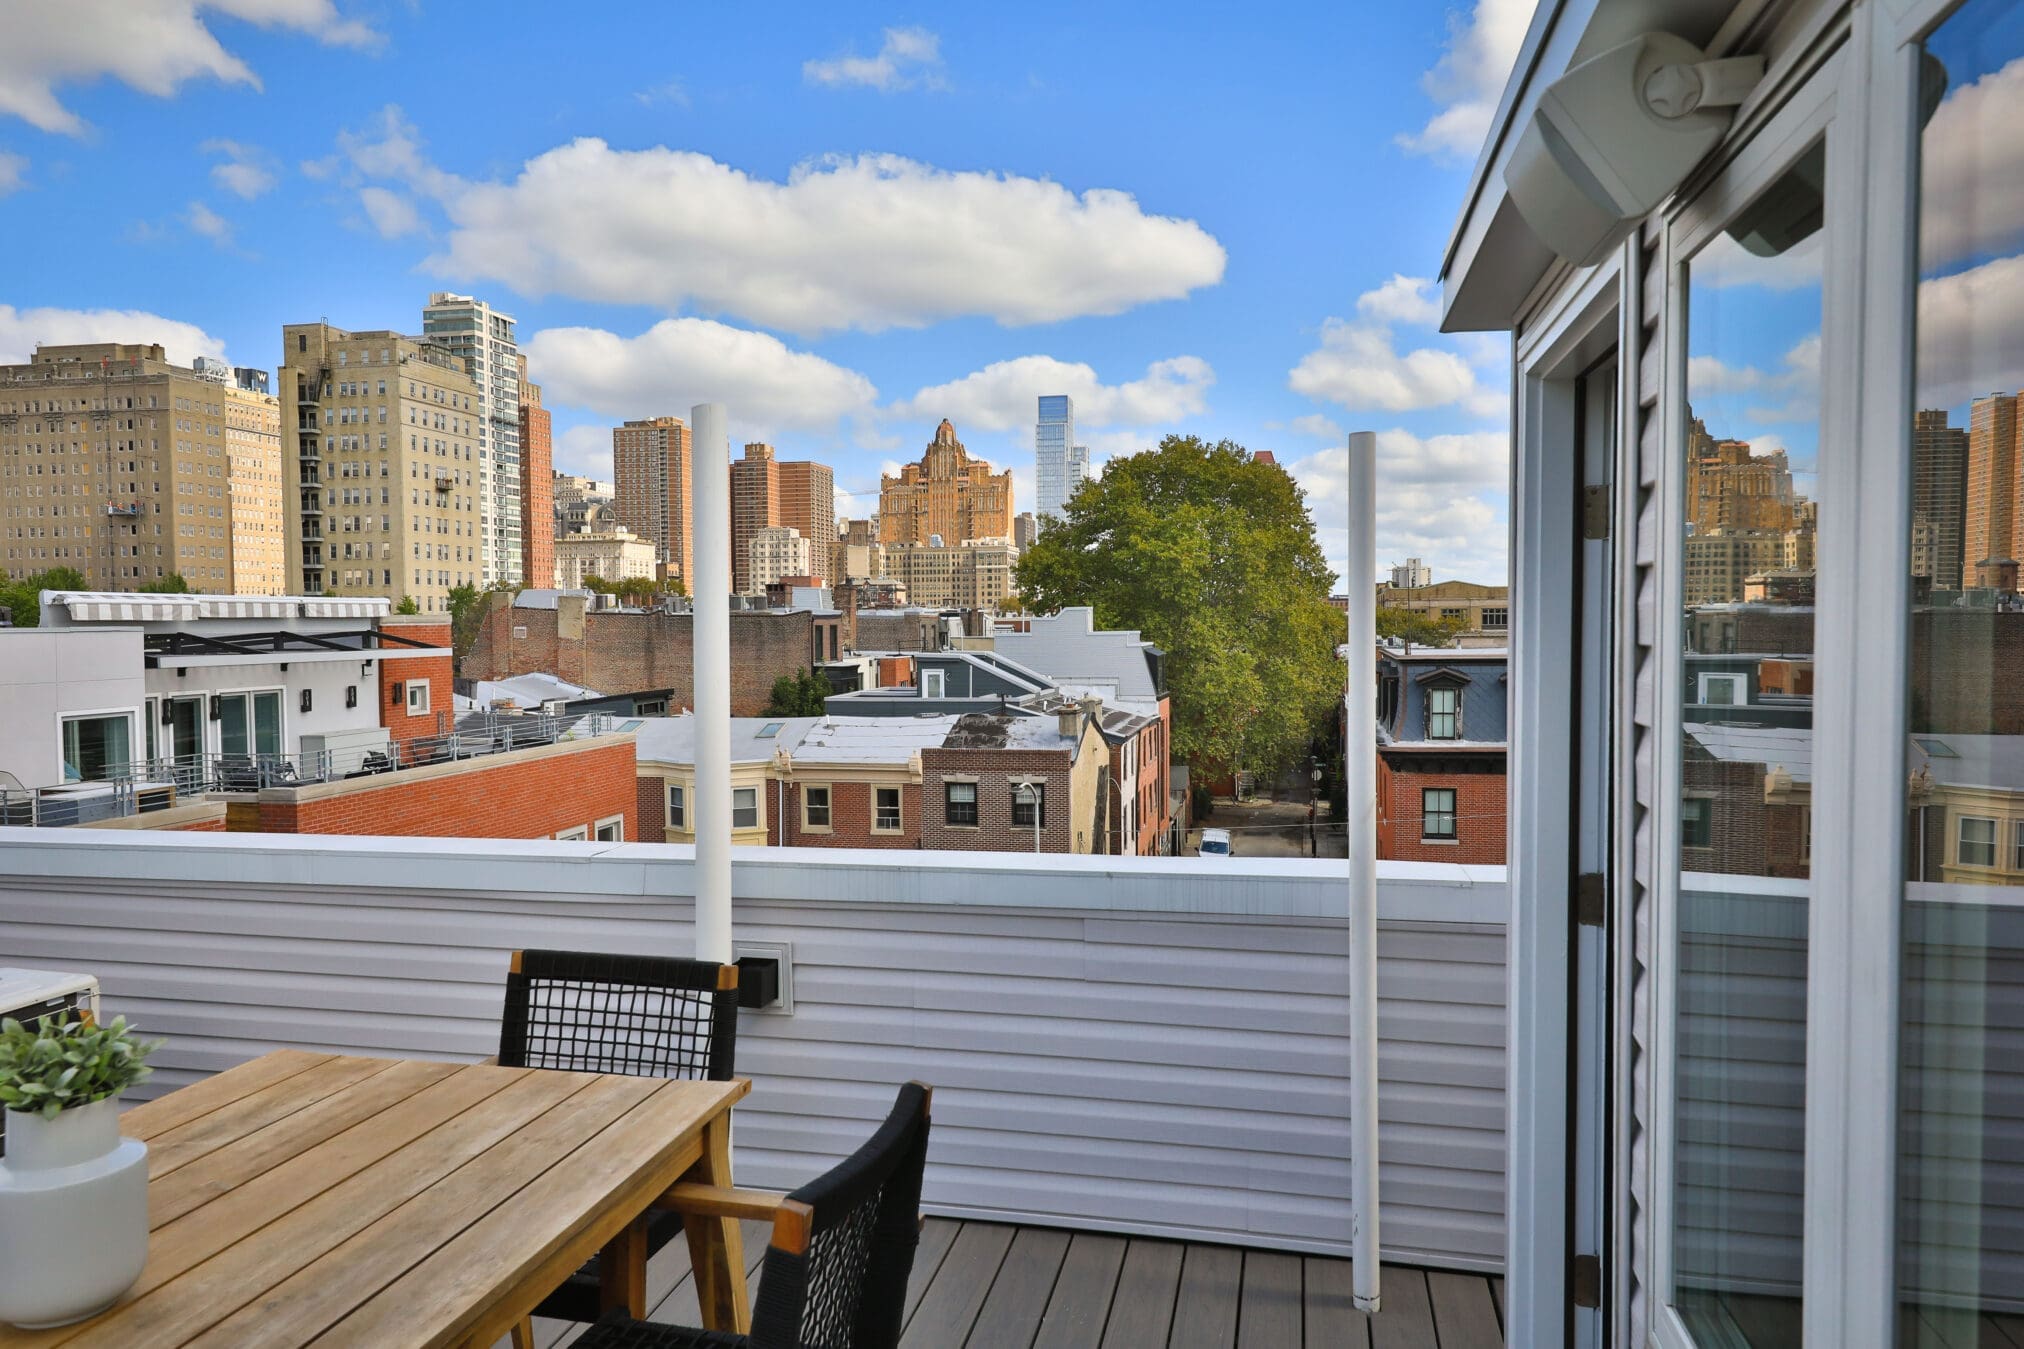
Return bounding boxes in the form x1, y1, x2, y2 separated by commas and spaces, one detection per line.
406, 680, 430, 715
666, 784, 686, 830
555, 825, 588, 841
874, 786, 902, 832
593, 816, 623, 842
732, 787, 758, 830
1958, 816, 1997, 868
803, 785, 831, 830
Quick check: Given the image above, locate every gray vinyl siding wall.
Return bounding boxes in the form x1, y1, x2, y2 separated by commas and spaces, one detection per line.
0, 832, 1507, 1271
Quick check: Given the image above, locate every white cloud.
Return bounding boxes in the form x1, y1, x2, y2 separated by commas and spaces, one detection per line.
1356, 275, 1442, 326
330, 110, 1226, 334
525, 319, 878, 436
1921, 56, 2024, 268
186, 201, 233, 247
1687, 332, 1818, 422
1285, 413, 1345, 441
0, 0, 375, 135
358, 185, 422, 238
1289, 428, 1511, 585
804, 27, 947, 92
0, 152, 23, 196
890, 355, 1213, 432
1918, 253, 2024, 410
0, 304, 227, 367
1289, 317, 1504, 416
203, 138, 275, 199
1397, 0, 1537, 160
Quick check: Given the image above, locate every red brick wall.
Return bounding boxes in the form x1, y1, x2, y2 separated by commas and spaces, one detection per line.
246, 739, 637, 840
636, 775, 665, 839
919, 749, 1074, 852
774, 778, 924, 849
1376, 752, 1506, 864
465, 601, 810, 716
875, 656, 915, 688
168, 818, 226, 831
380, 619, 454, 744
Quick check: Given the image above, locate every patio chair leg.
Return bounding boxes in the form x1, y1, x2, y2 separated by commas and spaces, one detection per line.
511, 1316, 534, 1349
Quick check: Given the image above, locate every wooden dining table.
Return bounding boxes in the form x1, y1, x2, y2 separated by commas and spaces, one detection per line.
0, 1050, 752, 1348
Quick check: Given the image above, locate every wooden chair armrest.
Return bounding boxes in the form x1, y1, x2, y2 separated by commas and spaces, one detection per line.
651, 1182, 788, 1221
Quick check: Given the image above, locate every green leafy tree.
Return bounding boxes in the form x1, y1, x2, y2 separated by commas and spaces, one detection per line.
1376, 605, 1466, 649
138, 573, 191, 594
1016, 436, 1342, 777
394, 594, 422, 615
764, 669, 832, 717
0, 566, 89, 627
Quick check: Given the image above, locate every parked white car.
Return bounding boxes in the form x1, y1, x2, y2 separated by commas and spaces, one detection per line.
1197, 828, 1232, 858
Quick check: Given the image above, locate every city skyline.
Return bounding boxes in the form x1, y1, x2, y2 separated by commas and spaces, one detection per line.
0, 2, 1540, 587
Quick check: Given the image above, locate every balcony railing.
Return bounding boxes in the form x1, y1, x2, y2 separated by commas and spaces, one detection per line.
0, 834, 1508, 1271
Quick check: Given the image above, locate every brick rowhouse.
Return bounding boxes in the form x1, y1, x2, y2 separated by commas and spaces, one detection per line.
379, 616, 454, 744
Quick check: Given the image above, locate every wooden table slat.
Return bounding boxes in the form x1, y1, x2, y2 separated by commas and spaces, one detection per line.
145, 1055, 395, 1181
148, 1059, 463, 1228
312, 1077, 743, 1349
5, 1061, 525, 1349
192, 1075, 663, 1347
120, 1051, 333, 1141
56, 1068, 588, 1349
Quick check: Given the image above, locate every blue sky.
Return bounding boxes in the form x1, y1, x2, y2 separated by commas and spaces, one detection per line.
0, 0, 1538, 584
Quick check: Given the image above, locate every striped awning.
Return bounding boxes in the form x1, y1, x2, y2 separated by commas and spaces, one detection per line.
48, 593, 390, 622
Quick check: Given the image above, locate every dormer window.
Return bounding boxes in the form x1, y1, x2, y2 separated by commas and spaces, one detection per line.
1427, 685, 1461, 740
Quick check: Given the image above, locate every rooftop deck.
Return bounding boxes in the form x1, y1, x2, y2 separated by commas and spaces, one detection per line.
528, 1219, 1505, 1348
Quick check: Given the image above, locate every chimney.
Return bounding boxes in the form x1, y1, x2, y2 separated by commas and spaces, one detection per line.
1057, 700, 1080, 739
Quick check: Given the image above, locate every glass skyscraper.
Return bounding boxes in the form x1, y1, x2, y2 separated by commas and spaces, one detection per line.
1035, 394, 1089, 526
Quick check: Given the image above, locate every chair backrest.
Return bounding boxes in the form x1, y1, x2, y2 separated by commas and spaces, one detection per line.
749, 1082, 934, 1349
497, 950, 738, 1080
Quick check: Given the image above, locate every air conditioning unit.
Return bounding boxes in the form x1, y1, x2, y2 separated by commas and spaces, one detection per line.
0, 967, 100, 1159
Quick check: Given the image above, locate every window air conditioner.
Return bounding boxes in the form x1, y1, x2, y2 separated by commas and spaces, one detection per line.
0, 966, 100, 1159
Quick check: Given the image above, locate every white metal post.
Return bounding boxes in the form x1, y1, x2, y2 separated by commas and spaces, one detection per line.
1345, 430, 1382, 1311
690, 402, 732, 965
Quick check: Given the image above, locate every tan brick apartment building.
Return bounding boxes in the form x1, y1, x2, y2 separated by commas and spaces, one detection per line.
223, 374, 286, 595
280, 322, 484, 612
612, 416, 693, 587
1368, 578, 1510, 647
1, 342, 250, 590
730, 442, 836, 593
878, 419, 1014, 547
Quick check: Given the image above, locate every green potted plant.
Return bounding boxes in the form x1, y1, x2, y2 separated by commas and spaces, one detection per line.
0, 1014, 159, 1328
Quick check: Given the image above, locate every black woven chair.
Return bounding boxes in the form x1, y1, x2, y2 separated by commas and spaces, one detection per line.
574, 1081, 933, 1349
499, 950, 741, 1335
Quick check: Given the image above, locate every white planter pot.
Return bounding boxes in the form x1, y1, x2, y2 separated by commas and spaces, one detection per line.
0, 1097, 149, 1328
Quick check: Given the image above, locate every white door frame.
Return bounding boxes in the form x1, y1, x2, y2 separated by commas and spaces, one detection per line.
1508, 259, 1625, 1349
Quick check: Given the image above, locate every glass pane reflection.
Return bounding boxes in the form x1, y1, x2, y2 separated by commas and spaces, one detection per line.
1673, 145, 1824, 1346
1902, 1, 2024, 1344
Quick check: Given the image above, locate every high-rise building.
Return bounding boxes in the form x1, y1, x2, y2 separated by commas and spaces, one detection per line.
1685, 416, 1802, 534
748, 525, 812, 593
421, 293, 521, 587
1390, 558, 1432, 589
1683, 529, 1789, 606
224, 369, 286, 595
517, 355, 553, 590
280, 322, 484, 611
879, 420, 1014, 547
730, 442, 780, 594
1014, 512, 1039, 549
1966, 393, 2021, 581
1910, 409, 1967, 589
1034, 395, 1090, 525
612, 416, 694, 586
778, 458, 835, 577
730, 443, 835, 592
0, 342, 247, 590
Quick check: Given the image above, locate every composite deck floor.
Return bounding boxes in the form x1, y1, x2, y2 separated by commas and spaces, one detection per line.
527, 1217, 1506, 1348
